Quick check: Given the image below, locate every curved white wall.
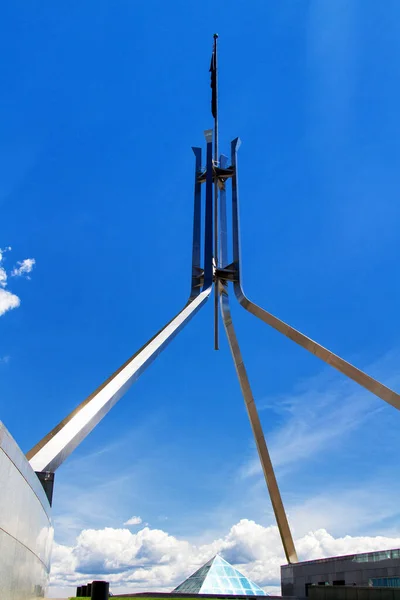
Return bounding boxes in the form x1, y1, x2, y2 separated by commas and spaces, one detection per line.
0, 422, 53, 599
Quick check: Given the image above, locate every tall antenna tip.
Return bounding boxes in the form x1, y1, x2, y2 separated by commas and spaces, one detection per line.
214, 33, 219, 39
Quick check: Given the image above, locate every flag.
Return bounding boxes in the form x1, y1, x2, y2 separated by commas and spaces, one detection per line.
210, 35, 217, 118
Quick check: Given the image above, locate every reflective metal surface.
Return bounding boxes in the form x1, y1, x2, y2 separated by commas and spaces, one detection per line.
190, 147, 202, 299
212, 38, 220, 352
27, 139, 213, 473
203, 130, 214, 290
28, 287, 211, 473
218, 154, 229, 267
0, 422, 53, 599
218, 167, 298, 565
220, 285, 298, 565
230, 138, 400, 411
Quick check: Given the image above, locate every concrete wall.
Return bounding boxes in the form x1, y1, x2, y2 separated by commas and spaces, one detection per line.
308, 586, 400, 600
281, 554, 400, 597
0, 422, 53, 599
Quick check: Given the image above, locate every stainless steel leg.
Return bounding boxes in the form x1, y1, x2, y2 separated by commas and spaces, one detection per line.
230, 138, 400, 411
27, 288, 211, 473
28, 143, 213, 473
220, 284, 298, 564
218, 148, 298, 564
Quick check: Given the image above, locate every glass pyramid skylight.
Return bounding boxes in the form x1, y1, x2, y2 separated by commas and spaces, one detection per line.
173, 554, 267, 596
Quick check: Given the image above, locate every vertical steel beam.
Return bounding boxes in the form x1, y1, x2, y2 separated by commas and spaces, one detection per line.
214, 172, 219, 350
213, 34, 220, 351
219, 154, 229, 268
230, 139, 400, 411
231, 138, 242, 273
203, 130, 214, 290
191, 147, 202, 298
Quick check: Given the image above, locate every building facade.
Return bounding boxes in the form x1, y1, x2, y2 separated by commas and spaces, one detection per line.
281, 550, 400, 597
0, 422, 53, 599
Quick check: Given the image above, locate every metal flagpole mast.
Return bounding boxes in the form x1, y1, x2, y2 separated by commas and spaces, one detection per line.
211, 33, 219, 350
24, 34, 400, 560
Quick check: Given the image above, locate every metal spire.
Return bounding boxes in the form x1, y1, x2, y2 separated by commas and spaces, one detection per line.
211, 33, 220, 350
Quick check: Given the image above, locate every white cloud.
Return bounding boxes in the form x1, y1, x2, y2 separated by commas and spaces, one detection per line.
0, 246, 12, 262
11, 257, 36, 278
124, 516, 143, 526
0, 288, 20, 316
0, 266, 7, 287
290, 479, 400, 538
0, 248, 36, 317
45, 352, 400, 598
48, 519, 400, 597
0, 246, 11, 288
0, 355, 10, 364
297, 528, 400, 563
239, 352, 399, 482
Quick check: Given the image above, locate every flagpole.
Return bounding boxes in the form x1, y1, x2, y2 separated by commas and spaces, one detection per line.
213, 33, 219, 350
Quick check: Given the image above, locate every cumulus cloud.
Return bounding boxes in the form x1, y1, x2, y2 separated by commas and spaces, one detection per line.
124, 516, 143, 527
11, 257, 36, 278
0, 246, 12, 260
0, 246, 11, 291
0, 247, 35, 316
0, 288, 20, 316
297, 529, 400, 563
49, 520, 400, 597
0, 266, 7, 287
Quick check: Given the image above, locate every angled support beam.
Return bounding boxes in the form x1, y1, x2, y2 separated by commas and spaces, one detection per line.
218, 153, 298, 565
230, 138, 400, 411
27, 143, 213, 473
27, 289, 211, 473
220, 285, 298, 564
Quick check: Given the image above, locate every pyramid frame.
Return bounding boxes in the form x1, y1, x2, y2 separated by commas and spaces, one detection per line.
173, 554, 267, 596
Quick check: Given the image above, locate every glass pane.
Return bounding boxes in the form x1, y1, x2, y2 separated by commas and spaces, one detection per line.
173, 555, 267, 596
240, 577, 253, 590
230, 578, 243, 592
205, 575, 219, 587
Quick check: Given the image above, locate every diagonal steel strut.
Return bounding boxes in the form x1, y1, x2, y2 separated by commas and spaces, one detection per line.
27, 290, 211, 473
218, 151, 298, 564
230, 138, 400, 412
27, 135, 215, 473
220, 284, 298, 564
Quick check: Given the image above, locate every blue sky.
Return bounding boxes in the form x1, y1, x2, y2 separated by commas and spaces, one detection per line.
1, 0, 400, 596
